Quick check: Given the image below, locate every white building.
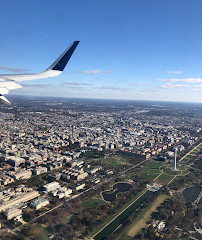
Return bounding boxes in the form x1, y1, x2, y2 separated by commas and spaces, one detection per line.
4, 208, 22, 220
7, 156, 25, 167
15, 170, 32, 180
72, 183, 85, 191
32, 167, 47, 175
30, 197, 49, 210
42, 182, 60, 193
157, 221, 166, 231
52, 187, 72, 199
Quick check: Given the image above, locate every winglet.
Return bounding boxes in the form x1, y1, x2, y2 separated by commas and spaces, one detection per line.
47, 41, 79, 71
0, 95, 11, 105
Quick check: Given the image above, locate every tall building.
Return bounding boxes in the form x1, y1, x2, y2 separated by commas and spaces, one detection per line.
173, 148, 177, 171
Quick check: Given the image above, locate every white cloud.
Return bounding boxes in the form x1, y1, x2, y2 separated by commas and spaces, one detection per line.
161, 83, 185, 89
73, 70, 113, 74
161, 83, 202, 89
0, 67, 30, 72
63, 82, 93, 86
74, 70, 102, 74
21, 83, 49, 88
68, 86, 84, 90
135, 83, 147, 86
166, 70, 183, 74
98, 86, 131, 91
193, 89, 202, 92
157, 78, 202, 83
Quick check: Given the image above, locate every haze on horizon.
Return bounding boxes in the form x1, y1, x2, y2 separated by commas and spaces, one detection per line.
1, 0, 202, 103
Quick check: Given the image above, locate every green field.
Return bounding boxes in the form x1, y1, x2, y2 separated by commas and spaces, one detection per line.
103, 156, 131, 166
160, 165, 181, 175
143, 161, 163, 169
181, 155, 191, 163
154, 173, 174, 185
129, 161, 162, 181
181, 158, 189, 163
178, 165, 187, 170
66, 214, 73, 223
27, 224, 49, 240
82, 198, 105, 210
131, 170, 160, 181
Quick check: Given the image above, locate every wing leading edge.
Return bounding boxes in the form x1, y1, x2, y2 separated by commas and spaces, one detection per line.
0, 41, 79, 105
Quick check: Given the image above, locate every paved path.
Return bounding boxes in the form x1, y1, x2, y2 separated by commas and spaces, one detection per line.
194, 190, 202, 204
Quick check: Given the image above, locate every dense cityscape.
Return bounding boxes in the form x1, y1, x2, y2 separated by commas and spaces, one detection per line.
1, 0, 202, 239
0, 96, 201, 239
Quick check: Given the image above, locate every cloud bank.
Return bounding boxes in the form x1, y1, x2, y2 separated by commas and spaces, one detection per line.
63, 82, 93, 86
157, 78, 202, 83
161, 83, 202, 89
166, 70, 183, 74
73, 70, 113, 74
0, 67, 30, 73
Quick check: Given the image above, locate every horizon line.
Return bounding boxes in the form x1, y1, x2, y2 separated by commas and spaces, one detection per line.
7, 94, 202, 105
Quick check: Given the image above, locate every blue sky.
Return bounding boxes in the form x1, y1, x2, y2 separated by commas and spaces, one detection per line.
1, 0, 202, 102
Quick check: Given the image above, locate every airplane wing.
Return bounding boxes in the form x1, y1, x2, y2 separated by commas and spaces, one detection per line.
0, 41, 79, 105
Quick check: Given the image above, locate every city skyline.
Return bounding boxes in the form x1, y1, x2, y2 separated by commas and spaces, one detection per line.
1, 0, 202, 103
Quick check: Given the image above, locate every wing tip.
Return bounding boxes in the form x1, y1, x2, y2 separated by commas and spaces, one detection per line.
47, 41, 80, 72
0, 95, 11, 105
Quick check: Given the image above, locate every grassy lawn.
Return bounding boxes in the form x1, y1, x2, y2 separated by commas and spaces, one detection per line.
173, 175, 187, 182
131, 171, 160, 181
162, 167, 181, 176
116, 194, 169, 239
143, 161, 163, 169
103, 156, 131, 166
154, 173, 174, 185
181, 158, 189, 163
94, 193, 104, 200
128, 161, 162, 181
143, 168, 160, 173
66, 214, 73, 223
177, 165, 187, 171
82, 198, 105, 210
161, 164, 189, 177
27, 223, 49, 240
